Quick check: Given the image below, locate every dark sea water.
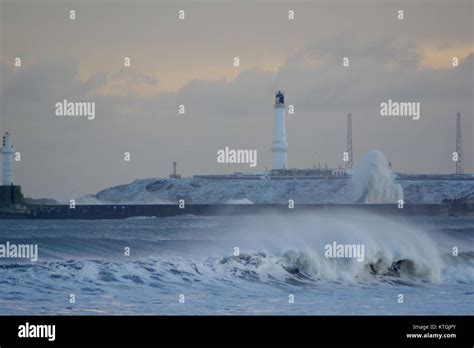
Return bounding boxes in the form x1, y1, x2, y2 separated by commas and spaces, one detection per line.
0, 211, 473, 315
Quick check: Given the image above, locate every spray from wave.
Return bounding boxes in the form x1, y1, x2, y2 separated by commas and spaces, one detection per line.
216, 211, 454, 284
350, 149, 403, 203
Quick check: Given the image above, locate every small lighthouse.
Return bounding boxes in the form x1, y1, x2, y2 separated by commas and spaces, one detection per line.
2, 132, 14, 185
271, 91, 288, 170
0, 132, 25, 210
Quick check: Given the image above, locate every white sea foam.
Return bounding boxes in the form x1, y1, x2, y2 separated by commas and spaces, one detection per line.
226, 198, 254, 204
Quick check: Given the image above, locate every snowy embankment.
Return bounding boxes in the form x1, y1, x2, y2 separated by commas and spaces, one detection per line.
76, 177, 473, 205
76, 149, 473, 205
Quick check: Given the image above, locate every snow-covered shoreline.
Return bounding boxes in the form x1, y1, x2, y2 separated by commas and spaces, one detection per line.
77, 150, 473, 205
76, 177, 474, 205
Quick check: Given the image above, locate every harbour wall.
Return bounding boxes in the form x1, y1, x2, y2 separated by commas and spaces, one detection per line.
21, 203, 466, 219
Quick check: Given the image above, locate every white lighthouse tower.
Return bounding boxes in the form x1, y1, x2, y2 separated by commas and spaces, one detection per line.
2, 132, 14, 186
271, 91, 288, 170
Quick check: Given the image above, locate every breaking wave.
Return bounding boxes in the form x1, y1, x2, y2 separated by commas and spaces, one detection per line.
1, 251, 472, 293
1, 212, 472, 288
350, 149, 403, 203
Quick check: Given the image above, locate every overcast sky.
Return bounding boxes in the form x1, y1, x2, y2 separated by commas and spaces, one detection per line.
0, 0, 473, 200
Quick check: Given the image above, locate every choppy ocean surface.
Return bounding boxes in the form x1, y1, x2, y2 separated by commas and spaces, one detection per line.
0, 211, 473, 315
